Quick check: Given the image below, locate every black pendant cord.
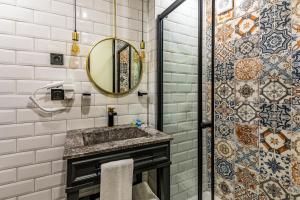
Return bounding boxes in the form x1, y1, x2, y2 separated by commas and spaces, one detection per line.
142, 0, 144, 41
74, 0, 77, 32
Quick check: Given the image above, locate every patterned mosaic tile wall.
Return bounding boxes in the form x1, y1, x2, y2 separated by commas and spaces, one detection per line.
214, 0, 300, 199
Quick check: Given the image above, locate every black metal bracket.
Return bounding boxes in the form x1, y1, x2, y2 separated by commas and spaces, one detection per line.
138, 91, 148, 96
200, 122, 212, 129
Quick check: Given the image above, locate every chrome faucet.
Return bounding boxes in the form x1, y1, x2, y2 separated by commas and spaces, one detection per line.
108, 107, 117, 127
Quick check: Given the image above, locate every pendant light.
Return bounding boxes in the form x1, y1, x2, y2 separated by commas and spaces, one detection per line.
71, 0, 80, 56
140, 0, 145, 59
69, 0, 80, 69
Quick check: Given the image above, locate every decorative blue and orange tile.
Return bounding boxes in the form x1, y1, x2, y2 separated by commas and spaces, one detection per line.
216, 138, 236, 161
259, 150, 291, 189
290, 191, 300, 200
216, 20, 235, 44
292, 105, 300, 131
235, 12, 260, 39
235, 80, 259, 103
291, 132, 300, 160
235, 0, 259, 18
292, 39, 300, 84
259, 127, 291, 155
259, 103, 291, 130
215, 120, 235, 140
236, 102, 260, 125
234, 184, 259, 200
215, 61, 235, 81
260, 4, 274, 32
260, 0, 292, 56
235, 58, 262, 81
235, 164, 259, 191
215, 100, 235, 122
290, 166, 300, 199
290, 156, 300, 195
292, 84, 300, 104
261, 29, 292, 54
260, 52, 292, 80
259, 77, 292, 104
292, 0, 300, 36
274, 0, 292, 29
212, 0, 300, 198
217, 10, 234, 25
260, 0, 291, 32
293, 64, 300, 84
236, 123, 259, 146
259, 177, 290, 200
216, 81, 235, 101
293, 49, 300, 64
216, 157, 235, 181
235, 34, 261, 59
236, 144, 259, 172
258, 188, 270, 200
216, 175, 235, 200
216, 41, 235, 63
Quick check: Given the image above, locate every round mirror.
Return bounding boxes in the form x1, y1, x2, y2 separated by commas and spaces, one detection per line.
86, 38, 143, 95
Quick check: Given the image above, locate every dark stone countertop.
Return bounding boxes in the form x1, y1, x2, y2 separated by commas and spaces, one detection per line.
63, 125, 172, 159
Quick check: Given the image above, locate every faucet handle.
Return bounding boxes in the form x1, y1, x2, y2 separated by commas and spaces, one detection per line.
108, 107, 116, 113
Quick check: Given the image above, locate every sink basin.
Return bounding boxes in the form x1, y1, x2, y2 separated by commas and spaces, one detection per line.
64, 125, 173, 159
82, 127, 149, 146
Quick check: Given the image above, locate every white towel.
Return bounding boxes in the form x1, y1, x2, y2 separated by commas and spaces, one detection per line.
100, 159, 134, 200
133, 182, 159, 200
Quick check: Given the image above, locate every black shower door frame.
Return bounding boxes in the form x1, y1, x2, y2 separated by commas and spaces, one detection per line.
156, 0, 216, 200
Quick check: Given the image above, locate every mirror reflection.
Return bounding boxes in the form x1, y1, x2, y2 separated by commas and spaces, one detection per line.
87, 38, 142, 94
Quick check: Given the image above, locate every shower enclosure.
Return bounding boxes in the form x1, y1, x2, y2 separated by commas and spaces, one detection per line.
157, 0, 214, 199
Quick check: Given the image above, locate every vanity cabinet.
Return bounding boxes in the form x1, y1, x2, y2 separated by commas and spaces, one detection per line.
63, 126, 172, 200
65, 141, 171, 200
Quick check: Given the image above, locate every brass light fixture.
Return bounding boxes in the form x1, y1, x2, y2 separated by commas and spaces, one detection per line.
71, 0, 80, 56
140, 0, 145, 60
69, 0, 80, 69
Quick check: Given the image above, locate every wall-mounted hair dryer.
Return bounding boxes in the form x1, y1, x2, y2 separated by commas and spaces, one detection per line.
29, 81, 75, 113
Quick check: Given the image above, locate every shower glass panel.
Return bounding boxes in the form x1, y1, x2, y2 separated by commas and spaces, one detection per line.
160, 0, 199, 199
158, 0, 213, 199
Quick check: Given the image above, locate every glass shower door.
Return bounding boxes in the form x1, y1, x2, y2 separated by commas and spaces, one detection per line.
157, 0, 213, 199
159, 0, 199, 199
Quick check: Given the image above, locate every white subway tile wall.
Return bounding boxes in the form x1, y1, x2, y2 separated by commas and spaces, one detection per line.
148, 0, 206, 199
0, 0, 149, 199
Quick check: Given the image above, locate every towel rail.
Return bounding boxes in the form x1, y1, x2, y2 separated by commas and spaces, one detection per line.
65, 142, 171, 200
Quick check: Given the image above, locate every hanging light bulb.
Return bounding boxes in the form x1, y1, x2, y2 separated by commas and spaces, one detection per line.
140, 40, 145, 59
69, 0, 80, 69
69, 55, 80, 69
71, 31, 80, 56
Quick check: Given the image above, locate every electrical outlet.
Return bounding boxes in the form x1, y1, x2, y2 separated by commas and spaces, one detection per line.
50, 53, 64, 65
51, 89, 64, 100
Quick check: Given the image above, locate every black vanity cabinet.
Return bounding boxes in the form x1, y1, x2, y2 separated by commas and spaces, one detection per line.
65, 141, 171, 200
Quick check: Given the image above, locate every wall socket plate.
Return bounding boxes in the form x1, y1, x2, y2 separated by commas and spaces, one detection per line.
50, 53, 64, 65
51, 89, 65, 100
